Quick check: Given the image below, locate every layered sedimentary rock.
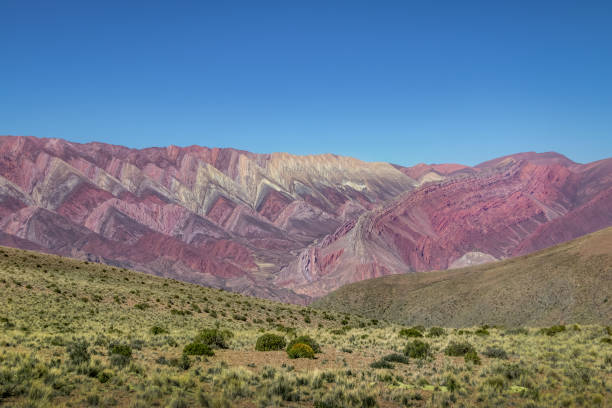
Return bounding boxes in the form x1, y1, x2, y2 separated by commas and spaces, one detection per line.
277, 153, 612, 297
1, 135, 610, 302
0, 136, 415, 302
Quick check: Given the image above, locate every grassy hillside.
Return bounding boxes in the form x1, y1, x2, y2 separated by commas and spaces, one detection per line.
314, 227, 612, 327
1, 245, 611, 407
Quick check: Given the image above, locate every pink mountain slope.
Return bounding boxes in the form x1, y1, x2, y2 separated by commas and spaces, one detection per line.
276, 153, 612, 297
0, 136, 610, 302
0, 136, 415, 302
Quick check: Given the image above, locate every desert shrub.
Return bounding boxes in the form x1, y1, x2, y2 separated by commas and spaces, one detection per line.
428, 327, 446, 337
506, 327, 529, 335
232, 313, 246, 321
444, 375, 460, 393
133, 302, 149, 310
176, 354, 191, 370
464, 350, 481, 365
108, 342, 132, 367
97, 370, 112, 383
484, 346, 508, 359
195, 329, 233, 349
255, 333, 286, 351
370, 359, 394, 369
540, 325, 566, 336
486, 376, 506, 391
183, 342, 214, 356
404, 340, 431, 359
287, 343, 315, 359
286, 335, 321, 353
600, 337, 612, 344
605, 326, 612, 336
67, 339, 90, 365
445, 341, 476, 357
493, 363, 526, 380
475, 327, 490, 336
382, 353, 410, 364
150, 326, 167, 335
399, 327, 423, 338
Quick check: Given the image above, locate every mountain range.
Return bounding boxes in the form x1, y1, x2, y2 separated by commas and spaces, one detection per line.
0, 135, 610, 303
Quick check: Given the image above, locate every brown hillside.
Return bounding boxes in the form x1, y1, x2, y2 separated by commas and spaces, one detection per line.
313, 227, 612, 327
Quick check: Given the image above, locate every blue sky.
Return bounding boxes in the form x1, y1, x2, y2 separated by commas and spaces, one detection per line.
1, 1, 611, 166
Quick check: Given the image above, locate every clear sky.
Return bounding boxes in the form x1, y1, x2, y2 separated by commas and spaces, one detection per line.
1, 1, 611, 166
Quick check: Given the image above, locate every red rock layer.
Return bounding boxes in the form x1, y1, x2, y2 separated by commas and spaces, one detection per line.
277, 155, 612, 298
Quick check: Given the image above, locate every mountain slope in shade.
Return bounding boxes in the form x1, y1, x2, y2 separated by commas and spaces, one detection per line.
0, 135, 416, 302
277, 153, 612, 298
313, 226, 612, 327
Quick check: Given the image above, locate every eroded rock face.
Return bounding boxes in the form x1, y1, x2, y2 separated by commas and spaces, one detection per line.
0, 136, 610, 303
0, 136, 415, 303
278, 154, 612, 298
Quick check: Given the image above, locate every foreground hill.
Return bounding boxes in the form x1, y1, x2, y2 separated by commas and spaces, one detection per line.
314, 227, 612, 327
2, 245, 611, 407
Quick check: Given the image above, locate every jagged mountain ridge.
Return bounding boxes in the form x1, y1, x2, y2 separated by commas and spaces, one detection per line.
0, 135, 416, 302
0, 135, 610, 303
276, 153, 612, 297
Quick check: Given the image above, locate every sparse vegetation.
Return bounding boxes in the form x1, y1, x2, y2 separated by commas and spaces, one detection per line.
0, 244, 610, 407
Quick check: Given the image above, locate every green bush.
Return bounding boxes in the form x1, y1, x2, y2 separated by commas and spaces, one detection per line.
286, 335, 321, 354
540, 325, 566, 336
177, 354, 191, 370
370, 359, 394, 369
150, 326, 167, 335
108, 343, 132, 357
483, 346, 508, 359
255, 333, 286, 351
505, 327, 529, 335
97, 370, 112, 383
195, 328, 233, 349
493, 363, 526, 380
399, 327, 423, 338
382, 353, 410, 364
444, 341, 476, 357
601, 337, 612, 344
404, 340, 430, 359
475, 327, 490, 336
108, 342, 132, 367
464, 350, 481, 365
287, 343, 315, 359
67, 339, 90, 365
183, 342, 214, 356
428, 327, 446, 337
486, 376, 506, 391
